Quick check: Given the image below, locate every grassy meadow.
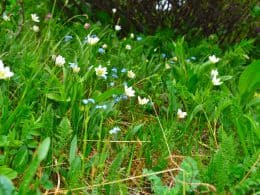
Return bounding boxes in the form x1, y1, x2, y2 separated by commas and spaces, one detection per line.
0, 1, 259, 194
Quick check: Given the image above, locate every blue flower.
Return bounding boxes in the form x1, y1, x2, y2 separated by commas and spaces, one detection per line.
121, 68, 127, 73
111, 67, 118, 73
191, 56, 196, 60
82, 98, 95, 105
64, 35, 73, 42
98, 48, 105, 54
95, 105, 107, 110
136, 36, 142, 41
69, 62, 77, 68
111, 73, 118, 79
162, 53, 167, 58
109, 126, 121, 134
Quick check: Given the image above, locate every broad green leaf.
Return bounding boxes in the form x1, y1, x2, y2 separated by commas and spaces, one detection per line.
37, 137, 51, 161
239, 60, 260, 104
0, 166, 17, 180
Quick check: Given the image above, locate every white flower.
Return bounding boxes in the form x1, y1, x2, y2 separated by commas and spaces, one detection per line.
212, 76, 223, 86
3, 13, 10, 21
102, 44, 108, 49
125, 44, 132, 50
55, 55, 66, 67
32, 25, 39, 32
211, 69, 219, 78
173, 56, 178, 61
86, 35, 100, 45
138, 96, 149, 105
0, 60, 14, 79
209, 55, 220, 64
112, 8, 117, 13
130, 33, 134, 39
177, 109, 187, 119
69, 63, 80, 73
109, 126, 120, 134
165, 63, 171, 69
124, 85, 135, 97
31, 13, 40, 23
115, 25, 121, 31
155, 0, 172, 11
95, 65, 107, 78
127, 70, 135, 78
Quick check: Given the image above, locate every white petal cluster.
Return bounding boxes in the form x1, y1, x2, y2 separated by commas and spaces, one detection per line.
124, 85, 135, 97
55, 55, 66, 67
31, 13, 40, 23
209, 55, 220, 64
0, 60, 14, 79
138, 96, 149, 105
177, 109, 187, 119
95, 65, 107, 78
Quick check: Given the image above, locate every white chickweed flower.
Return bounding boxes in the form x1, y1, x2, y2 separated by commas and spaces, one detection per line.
125, 44, 132, 50
127, 70, 135, 78
115, 25, 121, 31
3, 13, 10, 21
0, 60, 14, 79
212, 76, 223, 86
86, 35, 100, 45
138, 96, 149, 105
177, 108, 187, 119
31, 13, 40, 22
55, 55, 66, 67
32, 25, 40, 32
124, 85, 135, 97
95, 65, 107, 78
209, 55, 220, 64
211, 69, 219, 78
112, 8, 117, 13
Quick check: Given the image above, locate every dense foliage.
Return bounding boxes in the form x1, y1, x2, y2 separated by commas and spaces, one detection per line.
0, 0, 259, 194
55, 0, 259, 45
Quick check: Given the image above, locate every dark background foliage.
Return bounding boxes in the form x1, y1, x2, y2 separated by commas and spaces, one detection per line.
54, 0, 259, 45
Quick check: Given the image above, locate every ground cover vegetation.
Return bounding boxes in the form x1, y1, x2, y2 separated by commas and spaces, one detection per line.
0, 0, 259, 194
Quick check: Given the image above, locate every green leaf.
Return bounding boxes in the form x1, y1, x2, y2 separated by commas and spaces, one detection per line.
12, 146, 29, 173
239, 60, 260, 104
46, 93, 71, 102
0, 176, 16, 195
0, 166, 17, 180
37, 137, 51, 161
69, 136, 77, 166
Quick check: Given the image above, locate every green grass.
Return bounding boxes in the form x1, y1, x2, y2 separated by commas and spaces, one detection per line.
0, 2, 259, 194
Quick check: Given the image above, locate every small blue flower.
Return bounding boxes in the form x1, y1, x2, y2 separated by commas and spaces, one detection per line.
110, 82, 115, 87
82, 98, 95, 105
98, 48, 105, 54
136, 36, 142, 41
121, 68, 127, 73
169, 60, 175, 64
111, 67, 117, 73
109, 126, 121, 134
191, 56, 196, 60
64, 35, 73, 42
69, 62, 77, 68
112, 73, 118, 79
162, 53, 167, 58
95, 104, 107, 109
